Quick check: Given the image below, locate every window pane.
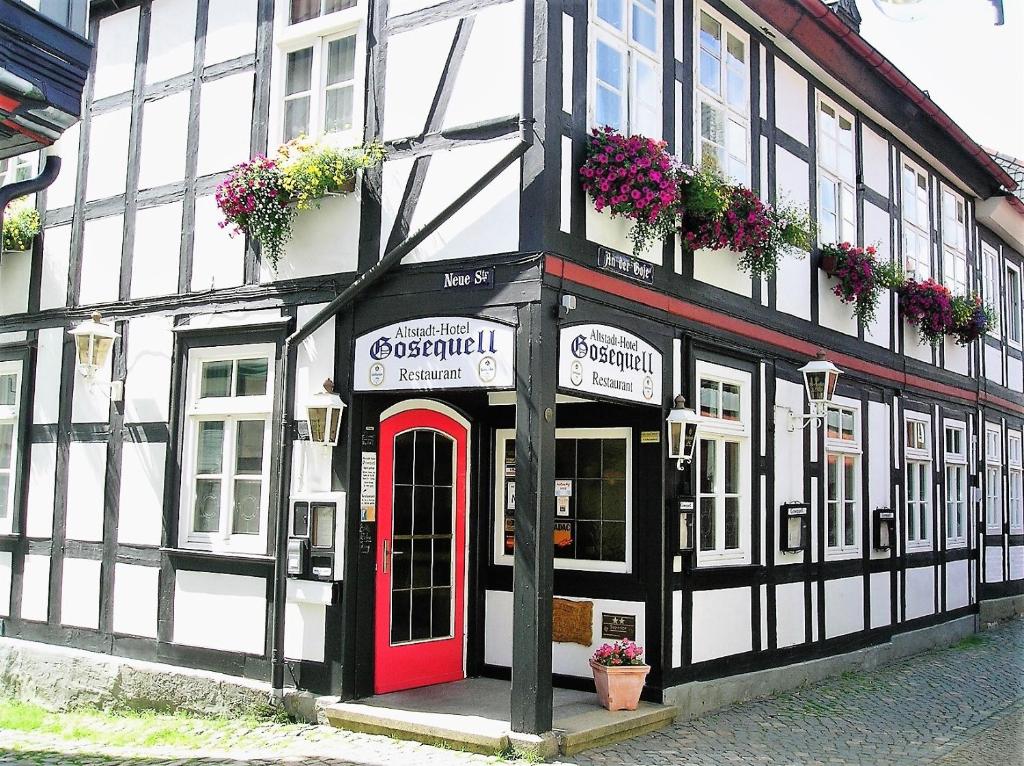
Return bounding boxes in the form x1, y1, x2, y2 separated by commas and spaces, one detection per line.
290, 0, 318, 24
285, 48, 313, 95
325, 85, 354, 133
196, 421, 224, 474
602, 520, 626, 561
236, 358, 268, 396
724, 441, 739, 494
602, 439, 626, 478
632, 58, 660, 136
555, 438, 576, 479
699, 12, 722, 55
699, 50, 721, 93
724, 497, 739, 549
596, 0, 624, 29
200, 361, 232, 398
327, 36, 356, 85
235, 420, 265, 474
596, 85, 623, 130
699, 496, 716, 551
700, 101, 725, 145
699, 439, 716, 495
596, 40, 624, 89
324, 0, 356, 12
631, 1, 657, 51
0, 473, 8, 519
576, 520, 601, 560
193, 478, 221, 532
0, 423, 12, 469
602, 479, 626, 521
578, 439, 602, 478
0, 374, 16, 405
726, 120, 746, 163
232, 479, 261, 535
284, 96, 311, 142
577, 479, 602, 520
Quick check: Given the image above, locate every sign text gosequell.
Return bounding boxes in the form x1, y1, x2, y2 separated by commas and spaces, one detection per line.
558, 323, 662, 406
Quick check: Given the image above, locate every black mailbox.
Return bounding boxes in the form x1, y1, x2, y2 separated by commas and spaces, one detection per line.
780, 502, 810, 552
677, 497, 696, 552
289, 492, 346, 581
873, 508, 895, 550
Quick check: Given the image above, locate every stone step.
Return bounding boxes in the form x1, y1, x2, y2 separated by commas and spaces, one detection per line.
555, 701, 677, 756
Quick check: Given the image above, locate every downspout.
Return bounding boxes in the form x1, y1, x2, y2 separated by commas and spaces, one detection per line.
0, 155, 61, 232
268, 46, 536, 704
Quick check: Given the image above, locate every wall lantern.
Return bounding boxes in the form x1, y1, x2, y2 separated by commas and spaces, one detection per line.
69, 311, 118, 380
873, 508, 895, 551
777, 352, 842, 432
306, 379, 346, 447
666, 394, 701, 469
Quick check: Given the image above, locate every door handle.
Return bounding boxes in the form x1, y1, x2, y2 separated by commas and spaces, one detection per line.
382, 539, 389, 574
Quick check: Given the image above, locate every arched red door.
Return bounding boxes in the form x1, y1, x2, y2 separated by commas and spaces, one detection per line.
374, 406, 468, 694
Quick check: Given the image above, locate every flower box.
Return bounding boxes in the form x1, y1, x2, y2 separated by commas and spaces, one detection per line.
820, 252, 838, 276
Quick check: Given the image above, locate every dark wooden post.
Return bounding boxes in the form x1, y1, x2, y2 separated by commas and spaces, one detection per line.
510, 299, 557, 734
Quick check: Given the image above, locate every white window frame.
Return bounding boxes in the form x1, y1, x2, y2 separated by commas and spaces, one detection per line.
904, 413, 932, 551
178, 343, 276, 555
1005, 262, 1022, 348
0, 153, 36, 187
901, 157, 931, 281
587, 0, 663, 138
824, 402, 861, 557
0, 360, 22, 536
270, 1, 367, 148
1008, 430, 1023, 534
940, 186, 968, 296
982, 243, 1001, 338
693, 3, 749, 184
815, 95, 857, 247
985, 423, 1003, 535
492, 427, 633, 574
694, 360, 751, 566
943, 420, 968, 547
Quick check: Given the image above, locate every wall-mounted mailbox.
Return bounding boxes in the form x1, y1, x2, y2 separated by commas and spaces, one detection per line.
779, 502, 810, 552
678, 497, 696, 552
873, 508, 895, 550
289, 491, 346, 581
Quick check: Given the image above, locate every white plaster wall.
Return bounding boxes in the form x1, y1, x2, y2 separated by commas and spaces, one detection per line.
774, 380, 806, 565
185, 309, 281, 330
285, 581, 327, 663
1010, 546, 1023, 581
86, 108, 132, 201
21, 554, 50, 622
124, 315, 173, 423
985, 546, 1003, 582
389, 0, 449, 14
904, 324, 933, 364
942, 338, 969, 377
46, 123, 80, 211
131, 203, 182, 298
585, 207, 661, 266
985, 344, 1003, 385
0, 249, 31, 315
173, 570, 266, 654
138, 92, 190, 190
774, 147, 811, 319
774, 60, 808, 145
863, 201, 892, 347
78, 214, 124, 305
205, 0, 257, 66
268, 194, 361, 281
191, 194, 245, 291
39, 224, 72, 310
92, 8, 140, 100
824, 577, 864, 638
868, 401, 892, 560
692, 587, 751, 662
113, 563, 160, 637
861, 126, 889, 197
1007, 356, 1024, 393
692, 248, 750, 296
905, 566, 935, 620
292, 306, 335, 422
65, 442, 107, 543
146, 0, 197, 85
560, 135, 571, 234
117, 442, 166, 546
869, 571, 891, 628
32, 327, 63, 424
71, 352, 113, 423
25, 443, 56, 538
945, 559, 969, 610
775, 581, 805, 648
61, 557, 101, 629
196, 72, 254, 177
672, 589, 682, 667
382, 19, 459, 140
819, 273, 858, 336
0, 551, 11, 616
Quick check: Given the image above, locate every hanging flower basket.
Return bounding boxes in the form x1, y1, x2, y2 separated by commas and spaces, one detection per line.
898, 278, 954, 345
590, 640, 649, 711
819, 242, 904, 325
949, 293, 996, 346
2, 203, 41, 254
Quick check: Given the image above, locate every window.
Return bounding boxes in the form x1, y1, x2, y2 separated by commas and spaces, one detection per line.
941, 188, 968, 296
695, 361, 750, 564
282, 33, 358, 141
985, 424, 1002, 534
289, 0, 355, 24
944, 423, 967, 545
982, 243, 1001, 334
905, 415, 931, 549
1006, 264, 1022, 346
0, 154, 35, 186
825, 406, 860, 555
180, 345, 275, 553
1009, 432, 1023, 534
816, 98, 856, 245
695, 5, 748, 182
494, 428, 632, 573
901, 160, 931, 279
0, 363, 21, 535
590, 0, 661, 137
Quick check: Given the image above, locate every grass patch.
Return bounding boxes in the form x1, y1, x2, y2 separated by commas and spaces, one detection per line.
951, 634, 988, 650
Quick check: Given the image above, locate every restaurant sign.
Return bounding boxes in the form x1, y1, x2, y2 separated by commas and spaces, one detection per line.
558, 323, 662, 406
354, 316, 514, 391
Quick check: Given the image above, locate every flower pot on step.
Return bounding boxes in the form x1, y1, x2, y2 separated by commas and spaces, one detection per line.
589, 660, 650, 711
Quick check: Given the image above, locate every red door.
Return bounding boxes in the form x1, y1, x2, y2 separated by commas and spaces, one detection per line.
374, 407, 468, 694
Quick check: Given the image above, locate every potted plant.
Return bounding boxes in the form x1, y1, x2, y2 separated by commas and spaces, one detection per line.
2, 202, 41, 254
278, 137, 386, 208
820, 242, 904, 324
589, 639, 649, 711
949, 293, 996, 346
898, 278, 954, 345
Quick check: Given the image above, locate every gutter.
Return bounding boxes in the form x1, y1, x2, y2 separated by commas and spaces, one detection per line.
0, 155, 60, 237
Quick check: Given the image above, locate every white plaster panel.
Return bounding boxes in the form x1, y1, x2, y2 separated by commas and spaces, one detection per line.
131, 202, 182, 298
124, 315, 173, 423
46, 124, 80, 210
985, 546, 1004, 582
774, 380, 806, 565
382, 20, 459, 141
869, 571, 891, 628
192, 194, 245, 290
692, 248, 750, 296
113, 563, 159, 637
905, 566, 935, 620
378, 156, 415, 256
205, 0, 257, 66
86, 109, 132, 201
185, 309, 282, 329
824, 577, 864, 638
867, 401, 891, 511
0, 551, 11, 616
861, 125, 889, 197
138, 92, 190, 189
442, 2, 522, 130
61, 558, 101, 629
117, 442, 166, 546
293, 306, 335, 422
562, 12, 572, 116
20, 554, 50, 622
774, 148, 811, 319
945, 559, 969, 611
775, 581, 805, 648
65, 442, 107, 543
400, 140, 520, 263
692, 587, 752, 663
905, 324, 932, 364
78, 214, 124, 305
863, 202, 892, 347
943, 337, 969, 377
146, 0, 197, 84
810, 581, 818, 641
285, 600, 326, 663
672, 589, 682, 667
32, 327, 63, 424
585, 207, 661, 266
92, 8, 140, 99
268, 194, 361, 281
777, 147, 809, 207
985, 344, 1003, 385
774, 59, 808, 146
39, 224, 72, 310
560, 135, 571, 234
1007, 355, 1023, 393
819, 272, 858, 336
196, 72, 255, 177
0, 249, 31, 315
71, 351, 114, 424
25, 443, 56, 539
1010, 546, 1024, 581
173, 570, 266, 654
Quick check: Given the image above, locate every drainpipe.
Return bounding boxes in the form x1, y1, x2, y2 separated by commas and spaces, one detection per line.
0, 155, 61, 232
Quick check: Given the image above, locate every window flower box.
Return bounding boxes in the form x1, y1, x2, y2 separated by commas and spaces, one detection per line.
949, 293, 996, 346
898, 278, 954, 345
819, 241, 903, 325
2, 204, 40, 256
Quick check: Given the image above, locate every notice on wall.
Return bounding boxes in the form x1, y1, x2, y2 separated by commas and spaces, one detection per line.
360, 452, 376, 521
553, 598, 593, 646
601, 612, 636, 641
354, 317, 515, 391
558, 323, 662, 406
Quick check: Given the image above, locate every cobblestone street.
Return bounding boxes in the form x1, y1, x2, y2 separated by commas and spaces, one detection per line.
1, 619, 1021, 766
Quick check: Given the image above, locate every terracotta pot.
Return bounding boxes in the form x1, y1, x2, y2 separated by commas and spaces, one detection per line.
820, 253, 838, 276
589, 660, 650, 711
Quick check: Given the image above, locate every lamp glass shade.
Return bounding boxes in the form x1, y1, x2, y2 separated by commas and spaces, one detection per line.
68, 312, 119, 374
666, 400, 701, 461
306, 387, 346, 446
798, 355, 842, 407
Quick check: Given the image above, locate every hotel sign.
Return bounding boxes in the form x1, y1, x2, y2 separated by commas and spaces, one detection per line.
354, 316, 514, 391
558, 323, 662, 406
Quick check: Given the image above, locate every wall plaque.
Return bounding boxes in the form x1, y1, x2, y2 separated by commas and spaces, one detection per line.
597, 247, 655, 284
359, 452, 377, 521
601, 612, 636, 641
443, 266, 494, 290
552, 598, 593, 645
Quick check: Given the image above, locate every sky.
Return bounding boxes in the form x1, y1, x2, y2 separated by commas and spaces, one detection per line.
857, 0, 1024, 159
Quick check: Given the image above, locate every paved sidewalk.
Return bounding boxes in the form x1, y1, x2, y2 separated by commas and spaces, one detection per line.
0, 618, 1021, 765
